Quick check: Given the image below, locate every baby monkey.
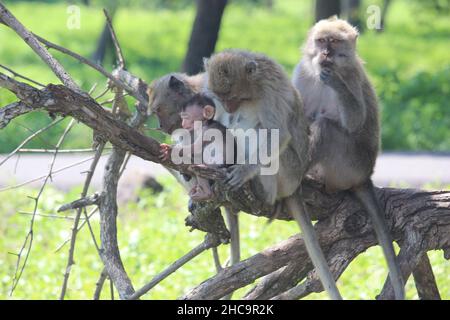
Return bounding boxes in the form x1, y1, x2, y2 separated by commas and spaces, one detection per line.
293, 17, 405, 299
160, 94, 232, 201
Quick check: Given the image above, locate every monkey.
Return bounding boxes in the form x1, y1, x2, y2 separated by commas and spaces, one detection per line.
159, 93, 234, 201
147, 73, 204, 135
205, 49, 343, 300
147, 74, 242, 284
292, 17, 405, 299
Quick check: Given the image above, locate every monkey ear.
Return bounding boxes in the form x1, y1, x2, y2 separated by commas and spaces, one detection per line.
203, 105, 215, 120
328, 15, 338, 21
245, 60, 258, 75
203, 57, 210, 70
169, 75, 186, 93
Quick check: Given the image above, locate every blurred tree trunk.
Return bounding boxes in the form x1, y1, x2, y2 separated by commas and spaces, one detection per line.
315, 0, 341, 22
377, 0, 392, 32
92, 2, 118, 66
182, 0, 228, 75
342, 0, 361, 29
82, 0, 90, 5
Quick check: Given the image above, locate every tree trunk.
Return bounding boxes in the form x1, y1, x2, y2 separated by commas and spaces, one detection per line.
92, 2, 118, 65
315, 0, 341, 22
342, 0, 361, 29
182, 0, 228, 75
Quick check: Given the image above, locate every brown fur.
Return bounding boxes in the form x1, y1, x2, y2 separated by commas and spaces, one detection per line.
293, 18, 404, 299
147, 73, 203, 134
293, 18, 380, 192
205, 49, 310, 205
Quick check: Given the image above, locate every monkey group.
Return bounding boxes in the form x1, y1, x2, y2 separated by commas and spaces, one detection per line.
149, 17, 404, 300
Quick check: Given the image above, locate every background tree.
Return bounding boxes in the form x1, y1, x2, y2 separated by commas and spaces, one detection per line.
182, 0, 228, 75
315, 0, 341, 22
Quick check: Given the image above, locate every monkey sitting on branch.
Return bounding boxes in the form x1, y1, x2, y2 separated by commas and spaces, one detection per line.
293, 17, 405, 299
160, 93, 234, 201
205, 49, 343, 299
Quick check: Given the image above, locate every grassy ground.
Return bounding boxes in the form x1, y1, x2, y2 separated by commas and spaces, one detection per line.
0, 0, 449, 152
0, 0, 449, 300
0, 175, 449, 300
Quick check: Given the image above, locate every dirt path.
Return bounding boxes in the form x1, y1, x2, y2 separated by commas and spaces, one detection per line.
0, 152, 449, 193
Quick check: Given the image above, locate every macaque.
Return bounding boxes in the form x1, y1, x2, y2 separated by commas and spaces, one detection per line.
293, 17, 405, 299
160, 93, 232, 201
205, 49, 342, 299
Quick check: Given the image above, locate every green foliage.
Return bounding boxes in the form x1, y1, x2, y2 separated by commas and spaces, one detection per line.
0, 0, 449, 153
1, 177, 448, 299
380, 68, 450, 151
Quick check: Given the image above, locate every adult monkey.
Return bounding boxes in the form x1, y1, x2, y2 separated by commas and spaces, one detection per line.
147, 73, 241, 289
205, 49, 342, 300
293, 17, 405, 299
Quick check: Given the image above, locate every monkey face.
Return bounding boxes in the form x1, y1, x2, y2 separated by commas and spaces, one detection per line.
148, 74, 193, 134
180, 105, 205, 131
206, 51, 257, 114
308, 19, 358, 71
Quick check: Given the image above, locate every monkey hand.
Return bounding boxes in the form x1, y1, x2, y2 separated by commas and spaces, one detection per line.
224, 164, 260, 191
159, 143, 172, 161
320, 66, 343, 90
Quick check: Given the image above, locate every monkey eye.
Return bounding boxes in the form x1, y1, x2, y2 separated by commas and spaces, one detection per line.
317, 38, 325, 43
338, 53, 347, 58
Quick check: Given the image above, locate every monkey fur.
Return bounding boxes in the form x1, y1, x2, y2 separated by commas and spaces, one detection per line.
293, 17, 405, 300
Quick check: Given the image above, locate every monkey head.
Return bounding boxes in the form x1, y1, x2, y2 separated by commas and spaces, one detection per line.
305, 17, 359, 72
147, 74, 195, 134
205, 50, 258, 114
180, 94, 216, 131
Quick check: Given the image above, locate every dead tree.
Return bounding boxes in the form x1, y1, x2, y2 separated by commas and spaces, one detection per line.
0, 3, 448, 300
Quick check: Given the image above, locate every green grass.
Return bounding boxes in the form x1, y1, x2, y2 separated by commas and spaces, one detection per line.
0, 0, 450, 152
0, 175, 449, 300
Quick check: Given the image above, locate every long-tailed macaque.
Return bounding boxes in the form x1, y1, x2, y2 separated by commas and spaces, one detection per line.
159, 93, 233, 201
205, 49, 342, 300
293, 17, 405, 299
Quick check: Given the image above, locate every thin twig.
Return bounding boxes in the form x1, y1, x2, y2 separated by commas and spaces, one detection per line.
103, 9, 125, 69
129, 235, 219, 300
0, 118, 64, 167
0, 154, 109, 192
10, 118, 75, 295
31, 33, 146, 105
19, 148, 110, 153
54, 207, 98, 253
0, 63, 45, 87
18, 211, 80, 221
94, 268, 108, 300
59, 142, 106, 299
0, 3, 80, 92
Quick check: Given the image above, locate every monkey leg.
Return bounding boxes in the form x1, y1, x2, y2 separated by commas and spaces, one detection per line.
222, 206, 241, 300
353, 180, 405, 300
285, 194, 342, 300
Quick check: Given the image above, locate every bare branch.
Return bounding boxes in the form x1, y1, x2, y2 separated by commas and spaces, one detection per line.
31, 33, 147, 105
57, 193, 101, 213
181, 188, 450, 300
0, 3, 80, 92
59, 142, 106, 299
0, 63, 45, 87
412, 253, 441, 300
103, 9, 125, 69
10, 118, 75, 295
0, 118, 64, 166
129, 234, 221, 300
94, 268, 109, 300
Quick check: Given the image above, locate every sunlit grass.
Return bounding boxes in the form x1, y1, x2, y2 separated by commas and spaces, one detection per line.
0, 175, 448, 299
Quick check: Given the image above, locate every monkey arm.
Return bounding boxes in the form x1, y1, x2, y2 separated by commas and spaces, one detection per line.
322, 67, 367, 133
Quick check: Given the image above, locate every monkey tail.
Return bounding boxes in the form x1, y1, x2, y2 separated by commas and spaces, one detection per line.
353, 180, 405, 300
286, 194, 343, 300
